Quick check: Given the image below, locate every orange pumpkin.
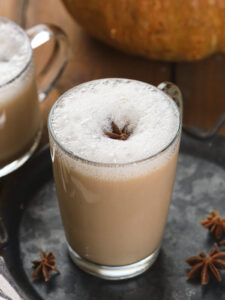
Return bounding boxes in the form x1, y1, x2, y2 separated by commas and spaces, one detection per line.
62, 0, 225, 61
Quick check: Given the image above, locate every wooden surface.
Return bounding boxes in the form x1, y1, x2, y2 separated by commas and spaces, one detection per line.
13, 0, 225, 142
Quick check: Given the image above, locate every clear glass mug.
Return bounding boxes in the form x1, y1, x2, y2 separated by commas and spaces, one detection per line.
0, 17, 69, 177
48, 79, 183, 280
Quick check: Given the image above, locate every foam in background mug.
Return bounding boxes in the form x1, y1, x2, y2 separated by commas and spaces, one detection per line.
48, 78, 183, 280
0, 17, 69, 177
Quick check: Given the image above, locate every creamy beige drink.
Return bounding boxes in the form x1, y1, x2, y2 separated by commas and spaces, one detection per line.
0, 18, 41, 170
49, 79, 181, 279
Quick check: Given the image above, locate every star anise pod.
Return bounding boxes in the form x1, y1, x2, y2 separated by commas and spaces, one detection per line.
104, 121, 130, 140
200, 210, 225, 240
32, 250, 60, 282
186, 243, 225, 285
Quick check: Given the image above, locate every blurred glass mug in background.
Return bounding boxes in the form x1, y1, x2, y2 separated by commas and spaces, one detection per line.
0, 17, 69, 177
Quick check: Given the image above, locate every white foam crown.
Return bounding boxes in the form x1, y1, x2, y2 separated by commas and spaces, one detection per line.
0, 18, 31, 86
51, 79, 180, 167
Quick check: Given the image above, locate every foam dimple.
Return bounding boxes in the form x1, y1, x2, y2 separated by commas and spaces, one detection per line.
51, 79, 180, 166
0, 18, 31, 87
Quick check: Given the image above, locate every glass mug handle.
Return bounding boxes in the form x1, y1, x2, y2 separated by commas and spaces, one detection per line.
158, 82, 225, 139
26, 24, 69, 102
157, 82, 183, 120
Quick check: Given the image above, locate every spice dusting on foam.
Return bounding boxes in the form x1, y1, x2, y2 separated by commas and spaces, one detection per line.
52, 79, 180, 165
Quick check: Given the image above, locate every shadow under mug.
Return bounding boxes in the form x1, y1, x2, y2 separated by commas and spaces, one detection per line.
0, 17, 69, 178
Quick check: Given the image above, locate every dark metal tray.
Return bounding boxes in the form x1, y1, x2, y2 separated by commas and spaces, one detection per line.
1, 133, 225, 300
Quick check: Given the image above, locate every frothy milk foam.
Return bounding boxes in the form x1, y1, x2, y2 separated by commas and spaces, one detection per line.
0, 18, 31, 87
51, 79, 180, 178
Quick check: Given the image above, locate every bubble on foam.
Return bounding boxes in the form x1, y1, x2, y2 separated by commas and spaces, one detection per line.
0, 18, 31, 86
51, 79, 180, 165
